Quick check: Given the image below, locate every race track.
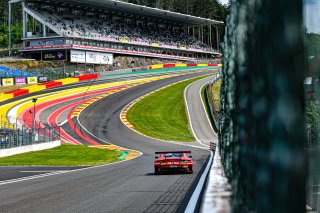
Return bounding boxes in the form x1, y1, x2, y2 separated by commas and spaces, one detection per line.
0, 69, 217, 213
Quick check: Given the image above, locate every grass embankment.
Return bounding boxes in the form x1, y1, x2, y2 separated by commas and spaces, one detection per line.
127, 74, 213, 142
200, 79, 221, 131
0, 144, 121, 166
212, 79, 221, 111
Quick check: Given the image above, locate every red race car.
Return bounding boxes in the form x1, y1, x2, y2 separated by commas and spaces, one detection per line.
154, 151, 193, 175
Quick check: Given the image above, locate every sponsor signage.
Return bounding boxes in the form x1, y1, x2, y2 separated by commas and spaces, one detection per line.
2, 78, 14, 86
27, 77, 38, 84
38, 76, 48, 83
71, 50, 86, 63
42, 51, 66, 61
85, 51, 113, 65
15, 77, 27, 85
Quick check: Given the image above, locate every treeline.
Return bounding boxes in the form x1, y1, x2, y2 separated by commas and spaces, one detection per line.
0, 1, 22, 48
305, 30, 320, 57
122, 0, 228, 21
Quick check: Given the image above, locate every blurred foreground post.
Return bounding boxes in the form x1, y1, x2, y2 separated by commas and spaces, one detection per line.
219, 0, 306, 212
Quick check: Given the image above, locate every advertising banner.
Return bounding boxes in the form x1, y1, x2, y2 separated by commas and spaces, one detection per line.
38, 76, 48, 83
15, 77, 27, 85
27, 77, 38, 84
2, 78, 14, 86
85, 51, 113, 65
71, 50, 86, 63
42, 51, 66, 61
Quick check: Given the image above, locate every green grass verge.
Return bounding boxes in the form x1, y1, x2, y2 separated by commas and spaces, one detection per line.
126, 74, 213, 142
212, 79, 221, 111
0, 144, 121, 166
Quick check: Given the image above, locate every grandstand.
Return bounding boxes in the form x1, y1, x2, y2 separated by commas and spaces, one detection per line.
8, 0, 223, 64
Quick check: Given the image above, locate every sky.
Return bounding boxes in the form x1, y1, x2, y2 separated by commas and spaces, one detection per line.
304, 0, 320, 33
218, 0, 229, 5
218, 0, 320, 34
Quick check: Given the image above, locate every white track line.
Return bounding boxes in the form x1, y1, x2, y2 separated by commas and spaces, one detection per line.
185, 150, 213, 213
0, 156, 140, 186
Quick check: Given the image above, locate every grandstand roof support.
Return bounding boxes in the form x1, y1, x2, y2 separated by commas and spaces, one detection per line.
216, 26, 220, 51
22, 1, 26, 38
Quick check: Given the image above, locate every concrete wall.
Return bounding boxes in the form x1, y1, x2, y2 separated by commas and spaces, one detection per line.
0, 140, 61, 158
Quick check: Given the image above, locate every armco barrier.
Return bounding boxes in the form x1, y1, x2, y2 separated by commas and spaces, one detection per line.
149, 63, 222, 70
149, 64, 164, 70
175, 64, 187, 67
23, 85, 46, 93
39, 81, 63, 89
73, 74, 99, 81
163, 64, 176, 68
0, 74, 100, 101
54, 78, 79, 85
5, 89, 29, 97
0, 93, 14, 102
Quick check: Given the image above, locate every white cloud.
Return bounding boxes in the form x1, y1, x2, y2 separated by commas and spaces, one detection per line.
218, 0, 230, 5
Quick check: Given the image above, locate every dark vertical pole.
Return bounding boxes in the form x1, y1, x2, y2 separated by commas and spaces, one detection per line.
219, 0, 306, 212
215, 26, 219, 51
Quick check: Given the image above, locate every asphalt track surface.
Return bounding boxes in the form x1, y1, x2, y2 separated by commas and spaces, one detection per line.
0, 70, 215, 213
185, 77, 218, 145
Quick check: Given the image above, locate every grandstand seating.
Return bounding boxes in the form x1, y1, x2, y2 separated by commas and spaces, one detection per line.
27, 6, 212, 52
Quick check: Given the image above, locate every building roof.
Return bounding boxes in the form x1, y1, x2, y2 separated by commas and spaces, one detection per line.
18, 0, 223, 26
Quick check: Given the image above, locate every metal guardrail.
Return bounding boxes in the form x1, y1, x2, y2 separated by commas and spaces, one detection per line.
0, 116, 60, 149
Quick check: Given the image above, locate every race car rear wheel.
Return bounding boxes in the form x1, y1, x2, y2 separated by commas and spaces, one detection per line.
154, 166, 160, 175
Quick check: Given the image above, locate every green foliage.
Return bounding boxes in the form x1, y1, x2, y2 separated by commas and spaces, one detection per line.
306, 102, 320, 124
304, 29, 320, 57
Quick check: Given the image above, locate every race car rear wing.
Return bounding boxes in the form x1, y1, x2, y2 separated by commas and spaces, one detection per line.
155, 151, 191, 154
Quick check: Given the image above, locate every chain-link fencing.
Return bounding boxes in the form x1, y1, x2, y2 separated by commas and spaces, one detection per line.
0, 115, 60, 149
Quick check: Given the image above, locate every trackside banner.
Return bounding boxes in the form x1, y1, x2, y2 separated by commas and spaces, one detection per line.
85, 51, 113, 65
15, 77, 27, 85
71, 50, 86, 63
2, 78, 14, 86
27, 77, 38, 84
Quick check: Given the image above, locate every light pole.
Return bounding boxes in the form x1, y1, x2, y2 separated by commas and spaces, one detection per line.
32, 98, 37, 142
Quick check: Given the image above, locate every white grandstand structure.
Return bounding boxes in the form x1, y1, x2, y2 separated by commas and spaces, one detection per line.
8, 0, 223, 63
